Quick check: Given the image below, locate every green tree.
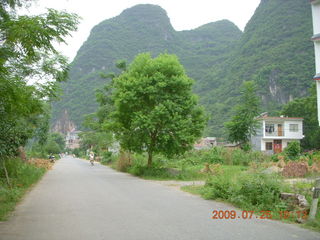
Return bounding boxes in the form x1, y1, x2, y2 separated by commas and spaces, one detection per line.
282, 86, 320, 150
49, 133, 65, 151
0, 0, 78, 184
225, 81, 260, 148
111, 53, 206, 166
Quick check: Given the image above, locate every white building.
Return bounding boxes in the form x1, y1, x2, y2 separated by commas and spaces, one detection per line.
65, 130, 81, 149
311, 0, 320, 123
251, 116, 304, 154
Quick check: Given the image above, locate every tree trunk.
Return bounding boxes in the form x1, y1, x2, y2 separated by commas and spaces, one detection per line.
2, 160, 12, 188
147, 151, 153, 167
18, 146, 27, 162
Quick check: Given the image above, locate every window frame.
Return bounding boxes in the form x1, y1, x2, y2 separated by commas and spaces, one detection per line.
265, 142, 273, 150
289, 124, 299, 132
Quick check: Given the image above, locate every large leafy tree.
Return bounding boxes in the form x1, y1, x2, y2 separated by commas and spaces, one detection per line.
0, 0, 79, 163
111, 53, 206, 166
225, 81, 260, 148
282, 86, 320, 150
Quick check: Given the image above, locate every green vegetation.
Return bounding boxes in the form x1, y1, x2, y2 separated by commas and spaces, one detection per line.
225, 81, 260, 149
282, 86, 320, 150
104, 147, 265, 180
0, 0, 78, 163
28, 132, 66, 158
110, 53, 206, 166
0, 158, 46, 220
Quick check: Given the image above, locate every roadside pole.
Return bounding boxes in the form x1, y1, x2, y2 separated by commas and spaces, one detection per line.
309, 178, 320, 221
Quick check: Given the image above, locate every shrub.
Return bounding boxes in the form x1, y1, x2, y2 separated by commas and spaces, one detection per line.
100, 151, 113, 164
232, 149, 250, 166
284, 141, 301, 159
117, 151, 132, 172
203, 175, 235, 200
202, 172, 287, 211
235, 174, 284, 210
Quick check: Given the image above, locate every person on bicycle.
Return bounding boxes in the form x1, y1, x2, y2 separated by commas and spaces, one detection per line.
89, 151, 95, 166
49, 153, 55, 163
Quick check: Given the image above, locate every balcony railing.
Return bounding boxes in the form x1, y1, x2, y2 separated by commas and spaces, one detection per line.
265, 130, 284, 137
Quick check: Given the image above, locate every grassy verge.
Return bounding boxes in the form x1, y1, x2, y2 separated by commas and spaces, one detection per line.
0, 158, 47, 221
182, 174, 320, 231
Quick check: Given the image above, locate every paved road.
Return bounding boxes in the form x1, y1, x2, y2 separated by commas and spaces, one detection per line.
0, 156, 319, 240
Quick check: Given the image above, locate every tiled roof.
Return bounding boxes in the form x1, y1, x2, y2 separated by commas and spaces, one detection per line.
257, 117, 303, 121
314, 73, 320, 80
312, 33, 320, 41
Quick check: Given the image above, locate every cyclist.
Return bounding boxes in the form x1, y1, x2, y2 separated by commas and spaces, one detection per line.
89, 151, 95, 166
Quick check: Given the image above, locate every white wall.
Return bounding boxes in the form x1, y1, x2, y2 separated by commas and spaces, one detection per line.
315, 42, 320, 74
283, 120, 304, 139
312, 2, 320, 126
317, 82, 320, 126
312, 3, 320, 35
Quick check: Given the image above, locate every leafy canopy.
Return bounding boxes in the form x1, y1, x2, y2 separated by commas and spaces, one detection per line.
225, 81, 260, 147
0, 0, 79, 159
111, 53, 207, 165
282, 86, 320, 150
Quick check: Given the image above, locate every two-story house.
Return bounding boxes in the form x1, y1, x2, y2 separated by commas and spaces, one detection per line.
251, 116, 304, 154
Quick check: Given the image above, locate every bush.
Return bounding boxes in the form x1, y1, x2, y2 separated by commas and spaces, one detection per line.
284, 141, 301, 159
202, 172, 287, 211
100, 151, 113, 164
117, 151, 132, 172
203, 175, 235, 200
235, 174, 284, 210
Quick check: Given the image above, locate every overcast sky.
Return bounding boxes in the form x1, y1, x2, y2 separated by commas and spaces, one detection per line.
27, 0, 261, 61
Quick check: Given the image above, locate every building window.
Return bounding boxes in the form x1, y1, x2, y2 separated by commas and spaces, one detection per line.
266, 142, 273, 150
265, 124, 275, 133
289, 124, 299, 132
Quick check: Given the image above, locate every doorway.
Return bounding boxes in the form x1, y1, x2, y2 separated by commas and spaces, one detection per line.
274, 140, 282, 153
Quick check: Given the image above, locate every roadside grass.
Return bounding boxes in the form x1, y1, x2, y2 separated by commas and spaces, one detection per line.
182, 173, 320, 231
0, 158, 46, 221
104, 149, 250, 181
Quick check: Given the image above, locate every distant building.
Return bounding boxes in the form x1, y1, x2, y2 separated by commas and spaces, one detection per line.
251, 115, 304, 154
311, 0, 320, 123
65, 130, 81, 149
194, 137, 217, 150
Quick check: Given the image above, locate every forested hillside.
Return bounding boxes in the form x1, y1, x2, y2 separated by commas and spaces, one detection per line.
53, 0, 314, 138
202, 0, 314, 136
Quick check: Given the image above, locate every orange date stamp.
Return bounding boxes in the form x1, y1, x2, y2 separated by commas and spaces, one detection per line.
211, 210, 308, 220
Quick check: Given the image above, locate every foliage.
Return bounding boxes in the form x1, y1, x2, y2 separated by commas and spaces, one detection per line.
225, 81, 260, 147
111, 53, 206, 166
283, 141, 301, 159
203, 173, 287, 211
0, 158, 46, 220
0, 0, 79, 163
282, 86, 320, 150
43, 132, 65, 154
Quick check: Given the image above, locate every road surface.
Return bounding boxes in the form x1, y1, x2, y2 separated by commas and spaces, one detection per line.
0, 156, 319, 240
